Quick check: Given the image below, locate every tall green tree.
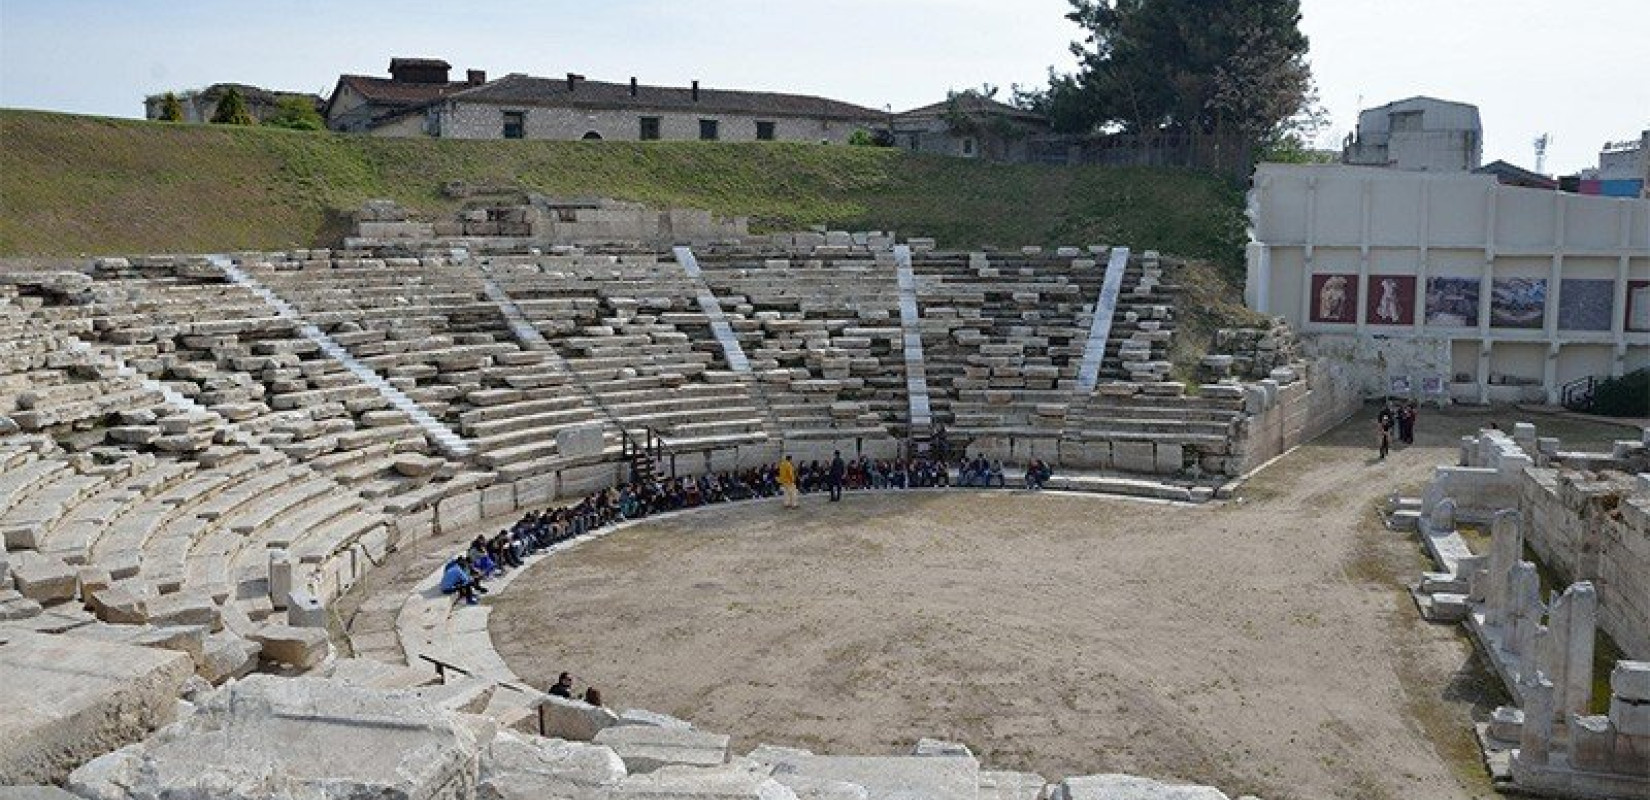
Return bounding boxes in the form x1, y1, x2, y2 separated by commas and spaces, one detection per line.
264, 96, 324, 131
209, 87, 256, 125
158, 92, 185, 122
1030, 0, 1314, 147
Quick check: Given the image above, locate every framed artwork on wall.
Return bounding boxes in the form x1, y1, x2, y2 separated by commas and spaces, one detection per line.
1365, 275, 1416, 325
1629, 280, 1650, 332
1489, 278, 1547, 329
1309, 273, 1358, 323
1424, 277, 1480, 327
1557, 278, 1615, 331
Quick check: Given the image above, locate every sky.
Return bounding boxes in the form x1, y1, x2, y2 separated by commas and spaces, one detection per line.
1, 0, 1645, 174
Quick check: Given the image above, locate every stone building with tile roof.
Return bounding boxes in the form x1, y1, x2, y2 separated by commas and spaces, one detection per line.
328, 58, 884, 144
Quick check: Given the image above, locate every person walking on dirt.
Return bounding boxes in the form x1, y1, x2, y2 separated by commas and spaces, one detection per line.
778, 455, 799, 509
1377, 409, 1394, 460
828, 450, 846, 502
1398, 402, 1417, 444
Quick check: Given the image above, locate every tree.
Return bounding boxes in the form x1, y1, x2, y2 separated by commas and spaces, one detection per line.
264, 96, 324, 131
1039, 0, 1313, 147
159, 92, 185, 122
210, 87, 256, 125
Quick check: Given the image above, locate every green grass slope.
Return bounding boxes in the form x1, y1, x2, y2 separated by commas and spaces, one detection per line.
0, 110, 1246, 266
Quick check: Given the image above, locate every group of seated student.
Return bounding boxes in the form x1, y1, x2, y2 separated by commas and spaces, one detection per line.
438, 452, 1049, 605
792, 456, 955, 490
955, 456, 1008, 487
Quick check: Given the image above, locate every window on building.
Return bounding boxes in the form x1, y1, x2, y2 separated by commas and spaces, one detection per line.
581, 131, 603, 140
639, 117, 661, 140
502, 111, 525, 139
699, 119, 720, 141
755, 121, 776, 141
1390, 110, 1423, 132
962, 137, 976, 157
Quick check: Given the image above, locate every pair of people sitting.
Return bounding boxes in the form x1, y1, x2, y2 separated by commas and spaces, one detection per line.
439, 555, 488, 605
548, 671, 604, 707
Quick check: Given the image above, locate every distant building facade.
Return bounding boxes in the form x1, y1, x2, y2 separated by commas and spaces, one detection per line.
1475, 160, 1557, 190
327, 58, 883, 144
143, 83, 323, 124
890, 95, 1049, 160
1247, 163, 1649, 406
324, 58, 484, 133
1578, 131, 1649, 198
1342, 96, 1482, 171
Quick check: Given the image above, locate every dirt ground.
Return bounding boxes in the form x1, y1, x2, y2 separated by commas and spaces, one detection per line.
489, 407, 1636, 800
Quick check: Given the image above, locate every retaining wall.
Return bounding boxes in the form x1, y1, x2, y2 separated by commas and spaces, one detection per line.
1520, 468, 1650, 659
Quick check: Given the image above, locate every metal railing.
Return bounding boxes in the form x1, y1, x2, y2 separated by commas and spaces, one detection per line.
1560, 376, 1597, 412
620, 426, 675, 480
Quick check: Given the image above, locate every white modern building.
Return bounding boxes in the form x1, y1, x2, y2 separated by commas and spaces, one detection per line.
1342, 96, 1482, 172
1247, 163, 1650, 405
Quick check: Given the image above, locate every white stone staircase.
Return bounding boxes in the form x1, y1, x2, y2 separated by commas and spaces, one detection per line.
672, 245, 750, 373
211, 255, 472, 458
1076, 245, 1130, 391
894, 245, 933, 428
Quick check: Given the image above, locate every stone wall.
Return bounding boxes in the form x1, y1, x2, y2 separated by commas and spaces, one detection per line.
1521, 468, 1650, 659
434, 103, 871, 144
1230, 355, 1363, 474
1417, 425, 1650, 659
1303, 332, 1454, 400
348, 198, 748, 249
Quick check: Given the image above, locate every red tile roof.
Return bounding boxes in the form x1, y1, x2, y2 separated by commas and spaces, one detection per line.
408, 73, 884, 122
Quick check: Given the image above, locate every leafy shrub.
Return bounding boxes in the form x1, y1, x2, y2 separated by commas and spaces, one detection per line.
159, 92, 184, 122
1589, 368, 1648, 417
264, 96, 324, 131
210, 88, 256, 125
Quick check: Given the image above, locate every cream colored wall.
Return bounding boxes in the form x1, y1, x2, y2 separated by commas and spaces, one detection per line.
435, 103, 871, 144
1248, 164, 1650, 403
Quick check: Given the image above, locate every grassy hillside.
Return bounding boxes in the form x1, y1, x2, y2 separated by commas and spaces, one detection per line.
0, 110, 1246, 267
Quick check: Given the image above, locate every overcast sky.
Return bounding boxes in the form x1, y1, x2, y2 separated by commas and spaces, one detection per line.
1, 0, 1645, 174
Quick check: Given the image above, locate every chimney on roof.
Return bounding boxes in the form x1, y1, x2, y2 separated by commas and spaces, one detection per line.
388, 57, 451, 84
467, 69, 486, 86
566, 73, 582, 91
629, 77, 638, 97
691, 80, 699, 102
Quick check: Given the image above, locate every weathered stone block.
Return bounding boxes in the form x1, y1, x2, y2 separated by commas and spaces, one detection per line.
477, 729, 627, 800
198, 632, 260, 684
67, 675, 482, 800
557, 423, 606, 460
593, 725, 730, 774
1060, 774, 1230, 799
90, 584, 148, 624
9, 553, 77, 605
249, 623, 329, 668
538, 695, 622, 742
0, 630, 193, 786
1612, 661, 1650, 702
609, 764, 796, 799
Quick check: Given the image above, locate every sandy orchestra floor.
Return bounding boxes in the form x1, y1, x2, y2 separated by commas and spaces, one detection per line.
490, 408, 1631, 800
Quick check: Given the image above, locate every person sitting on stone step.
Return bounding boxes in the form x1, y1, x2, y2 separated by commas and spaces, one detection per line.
439, 557, 480, 605
549, 672, 575, 699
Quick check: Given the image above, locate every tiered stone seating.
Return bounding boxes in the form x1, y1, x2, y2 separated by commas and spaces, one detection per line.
1097, 250, 1180, 383
1064, 384, 1248, 475
492, 252, 774, 466
25, 265, 454, 495
908, 250, 1108, 447
692, 247, 902, 456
